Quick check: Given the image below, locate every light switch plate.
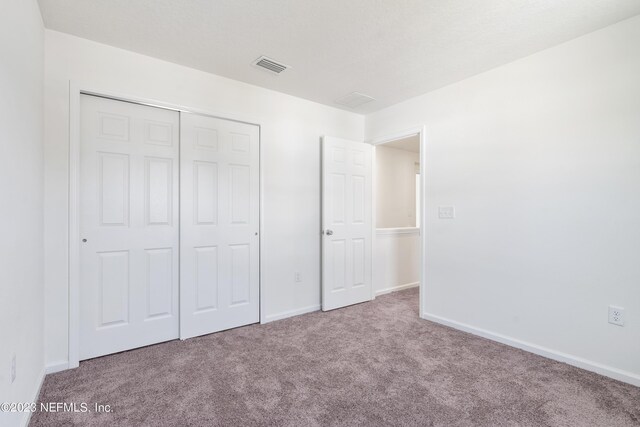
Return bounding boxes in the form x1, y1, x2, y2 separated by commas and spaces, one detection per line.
438, 206, 455, 219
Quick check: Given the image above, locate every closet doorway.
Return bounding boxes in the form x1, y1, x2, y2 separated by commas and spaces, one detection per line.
77, 93, 260, 361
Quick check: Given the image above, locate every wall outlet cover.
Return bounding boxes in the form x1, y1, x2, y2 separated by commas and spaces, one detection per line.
11, 354, 16, 383
438, 206, 455, 219
608, 306, 624, 326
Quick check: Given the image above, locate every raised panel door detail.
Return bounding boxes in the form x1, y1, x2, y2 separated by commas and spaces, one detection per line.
194, 161, 218, 225
322, 136, 372, 312
352, 238, 365, 287
98, 251, 130, 328
98, 112, 130, 142
145, 121, 173, 146
195, 127, 219, 151
230, 244, 250, 305
231, 133, 250, 153
180, 112, 259, 339
194, 246, 218, 312
81, 94, 179, 361
99, 152, 130, 226
145, 157, 172, 225
331, 240, 346, 291
353, 150, 365, 166
230, 165, 250, 224
331, 174, 345, 224
352, 175, 365, 224
332, 147, 345, 163
145, 248, 173, 319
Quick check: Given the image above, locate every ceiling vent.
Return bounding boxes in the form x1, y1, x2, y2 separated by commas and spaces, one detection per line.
252, 55, 290, 75
334, 92, 376, 109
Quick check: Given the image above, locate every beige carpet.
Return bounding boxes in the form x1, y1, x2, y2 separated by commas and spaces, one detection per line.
32, 288, 639, 426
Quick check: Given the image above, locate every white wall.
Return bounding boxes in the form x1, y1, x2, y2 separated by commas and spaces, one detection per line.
0, 1, 45, 425
376, 145, 419, 228
366, 15, 640, 384
43, 30, 364, 368
374, 229, 420, 296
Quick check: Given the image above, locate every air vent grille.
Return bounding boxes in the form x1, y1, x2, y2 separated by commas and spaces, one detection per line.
252, 56, 290, 74
335, 92, 375, 109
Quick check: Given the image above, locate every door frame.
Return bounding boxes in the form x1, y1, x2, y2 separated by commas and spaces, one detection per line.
68, 82, 265, 369
369, 126, 427, 318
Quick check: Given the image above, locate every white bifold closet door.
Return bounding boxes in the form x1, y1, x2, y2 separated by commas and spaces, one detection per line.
321, 136, 373, 311
79, 95, 180, 360
179, 113, 260, 339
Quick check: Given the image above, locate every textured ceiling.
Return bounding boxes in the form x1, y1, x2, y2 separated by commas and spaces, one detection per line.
38, 0, 640, 113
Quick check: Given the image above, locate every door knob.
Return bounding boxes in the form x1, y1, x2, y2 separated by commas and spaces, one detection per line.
325, 229, 333, 236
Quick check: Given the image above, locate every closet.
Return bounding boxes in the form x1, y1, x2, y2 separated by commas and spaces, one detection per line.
78, 94, 259, 359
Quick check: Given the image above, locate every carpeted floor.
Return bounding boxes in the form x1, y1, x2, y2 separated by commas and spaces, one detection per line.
32, 288, 639, 426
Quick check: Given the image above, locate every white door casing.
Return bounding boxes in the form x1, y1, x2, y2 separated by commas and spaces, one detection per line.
321, 136, 373, 311
180, 113, 260, 339
79, 95, 180, 360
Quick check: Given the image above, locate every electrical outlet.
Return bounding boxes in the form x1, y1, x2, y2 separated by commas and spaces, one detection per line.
294, 272, 302, 283
438, 206, 455, 219
11, 354, 16, 383
608, 306, 624, 326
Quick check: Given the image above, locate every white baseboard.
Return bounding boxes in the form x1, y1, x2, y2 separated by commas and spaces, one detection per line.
263, 304, 321, 323
45, 360, 69, 374
21, 367, 45, 427
375, 281, 419, 297
423, 312, 640, 387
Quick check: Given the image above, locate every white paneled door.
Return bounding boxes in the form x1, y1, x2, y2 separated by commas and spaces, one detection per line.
180, 113, 260, 339
321, 136, 373, 311
79, 95, 180, 360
